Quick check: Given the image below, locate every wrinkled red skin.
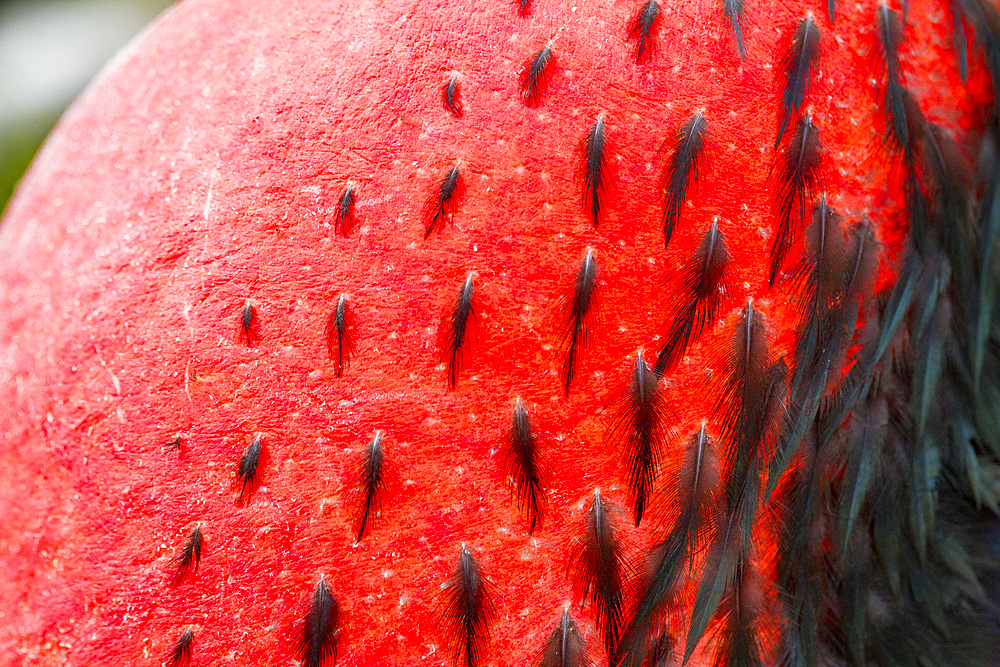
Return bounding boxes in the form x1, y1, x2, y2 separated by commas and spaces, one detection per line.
0, 0, 988, 665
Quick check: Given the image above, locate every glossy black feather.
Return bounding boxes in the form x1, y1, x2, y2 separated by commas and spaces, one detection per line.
425, 164, 461, 238
875, 4, 912, 161
654, 220, 731, 377
521, 44, 552, 106
297, 578, 341, 667
444, 546, 495, 667
447, 273, 475, 389
171, 525, 203, 586
609, 351, 669, 527
538, 610, 592, 667
168, 628, 194, 667
326, 294, 352, 378
240, 302, 260, 346
444, 73, 462, 117
569, 491, 628, 661
770, 114, 822, 287
583, 117, 608, 228
502, 400, 548, 534
354, 431, 388, 543
724, 0, 746, 60
711, 557, 765, 667
236, 435, 262, 502
333, 183, 355, 236
661, 112, 707, 248
776, 16, 821, 148
617, 427, 719, 667
563, 250, 599, 396
627, 0, 660, 62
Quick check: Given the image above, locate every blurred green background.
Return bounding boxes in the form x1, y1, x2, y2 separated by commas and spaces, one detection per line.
0, 0, 174, 216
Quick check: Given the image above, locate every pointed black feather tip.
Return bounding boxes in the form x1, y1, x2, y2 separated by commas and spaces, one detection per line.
661, 111, 707, 248
769, 113, 822, 287
297, 578, 341, 667
240, 302, 260, 346
538, 609, 593, 667
874, 3, 914, 161
569, 491, 629, 661
326, 294, 353, 378
562, 249, 599, 396
354, 431, 389, 543
168, 627, 194, 667
608, 351, 670, 527
170, 525, 203, 586
164, 434, 183, 452
333, 182, 355, 236
776, 15, 821, 149
236, 434, 263, 502
443, 545, 495, 667
710, 559, 766, 667
521, 42, 553, 106
724, 0, 747, 60
627, 0, 661, 63
502, 399, 548, 534
446, 273, 476, 389
444, 72, 463, 117
583, 116, 609, 228
425, 164, 461, 238
654, 219, 731, 377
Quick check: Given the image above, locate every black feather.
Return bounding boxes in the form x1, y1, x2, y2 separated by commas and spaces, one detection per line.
297, 578, 341, 667
711, 556, 765, 667
617, 427, 719, 667
326, 294, 353, 378
168, 628, 194, 667
354, 431, 388, 543
240, 302, 260, 346
770, 113, 822, 287
654, 220, 731, 377
333, 183, 355, 236
537, 610, 593, 667
521, 43, 553, 106
776, 16, 821, 148
828, 0, 837, 23
502, 400, 548, 534
425, 164, 461, 238
661, 112, 707, 248
875, 3, 913, 161
171, 525, 203, 586
569, 491, 629, 661
627, 0, 661, 63
563, 249, 599, 396
583, 117, 608, 228
447, 273, 475, 389
445, 73, 462, 117
165, 434, 182, 451
952, 0, 969, 82
609, 351, 670, 527
443, 545, 495, 667
724, 0, 747, 60
646, 630, 674, 667
236, 435, 263, 502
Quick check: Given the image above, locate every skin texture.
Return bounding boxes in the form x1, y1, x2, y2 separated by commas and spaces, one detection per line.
0, 0, 990, 665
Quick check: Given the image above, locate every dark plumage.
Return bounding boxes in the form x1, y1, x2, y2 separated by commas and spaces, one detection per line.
776, 16, 820, 148
724, 0, 746, 60
661, 112, 707, 248
353, 431, 389, 543
168, 628, 194, 667
170, 525, 203, 586
627, 0, 660, 62
770, 113, 822, 287
326, 293, 352, 378
236, 435, 263, 502
521, 43, 553, 106
875, 3, 913, 161
569, 491, 629, 661
297, 578, 341, 667
425, 164, 461, 238
447, 273, 475, 389
443, 546, 495, 667
653, 220, 731, 377
583, 117, 608, 228
240, 302, 260, 346
501, 399, 548, 534
537, 610, 593, 667
562, 249, 599, 396
444, 72, 462, 117
333, 183, 355, 236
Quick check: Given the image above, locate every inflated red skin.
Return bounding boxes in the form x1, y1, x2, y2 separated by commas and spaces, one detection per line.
0, 0, 988, 665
